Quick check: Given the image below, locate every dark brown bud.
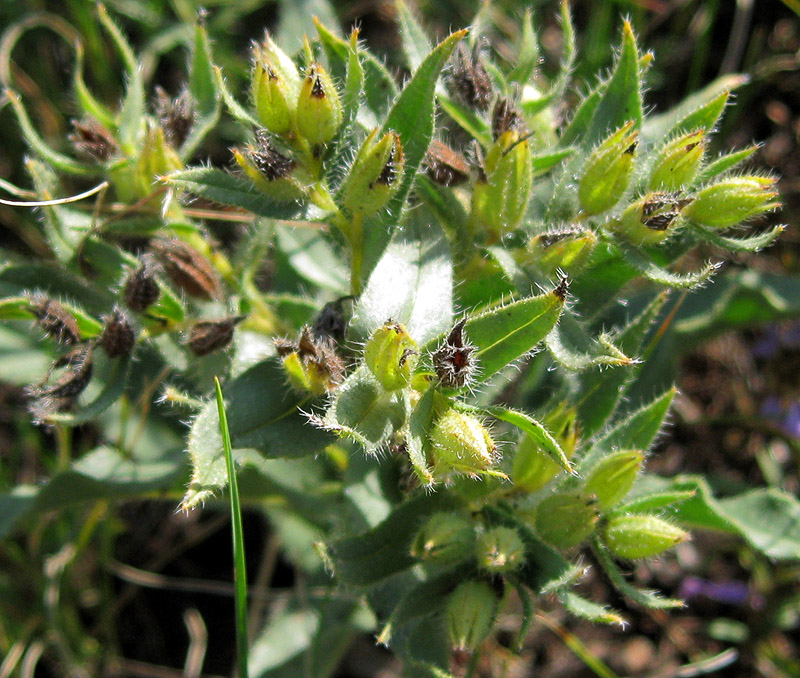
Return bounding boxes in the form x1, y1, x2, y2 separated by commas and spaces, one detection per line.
553, 275, 569, 302
448, 43, 493, 112
491, 98, 525, 140
27, 346, 94, 400
433, 319, 477, 389
154, 86, 195, 149
100, 307, 135, 358
641, 192, 688, 232
124, 256, 160, 312
187, 315, 245, 356
311, 296, 352, 344
69, 118, 118, 162
29, 294, 81, 345
150, 238, 221, 301
424, 141, 470, 187
249, 130, 296, 181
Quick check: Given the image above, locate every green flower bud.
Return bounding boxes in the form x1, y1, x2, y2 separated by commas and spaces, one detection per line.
475, 526, 525, 573
343, 129, 405, 216
472, 130, 533, 237
511, 404, 577, 492
578, 122, 638, 215
584, 450, 644, 511
233, 132, 310, 202
607, 192, 686, 245
430, 410, 498, 482
252, 57, 296, 136
446, 580, 499, 651
603, 514, 689, 559
296, 62, 342, 146
524, 229, 597, 276
136, 122, 182, 194
410, 512, 475, 563
275, 327, 344, 396
534, 490, 599, 549
649, 129, 705, 191
364, 321, 418, 391
681, 176, 779, 228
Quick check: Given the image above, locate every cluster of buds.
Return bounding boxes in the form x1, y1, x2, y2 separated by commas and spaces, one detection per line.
275, 326, 345, 396
251, 34, 342, 148
233, 131, 312, 202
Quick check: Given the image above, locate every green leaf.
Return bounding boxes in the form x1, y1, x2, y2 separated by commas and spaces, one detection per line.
249, 608, 321, 675
404, 386, 436, 485
546, 313, 633, 371
73, 41, 116, 130
578, 388, 676, 475
532, 148, 574, 174
331, 492, 458, 585
97, 4, 144, 155
616, 240, 720, 288
320, 366, 405, 454
560, 90, 602, 148
576, 292, 669, 438
584, 21, 642, 148
465, 285, 565, 383
692, 224, 785, 253
275, 225, 349, 293
438, 94, 492, 148
558, 591, 626, 626
380, 30, 467, 223
0, 446, 186, 539
181, 20, 221, 159
694, 146, 758, 185
414, 175, 470, 246
182, 359, 333, 509
396, 0, 432, 73
507, 9, 539, 86
165, 167, 304, 219
591, 537, 684, 609
212, 65, 261, 127
351, 238, 453, 345
478, 405, 573, 474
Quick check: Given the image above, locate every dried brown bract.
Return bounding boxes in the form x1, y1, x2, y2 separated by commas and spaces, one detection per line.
249, 130, 296, 181
433, 319, 477, 389
124, 255, 161, 312
154, 87, 195, 148
150, 238, 221, 300
187, 315, 245, 356
491, 98, 525, 140
424, 141, 470, 187
312, 296, 353, 344
447, 43, 493, 112
100, 307, 136, 358
29, 294, 82, 345
69, 118, 118, 162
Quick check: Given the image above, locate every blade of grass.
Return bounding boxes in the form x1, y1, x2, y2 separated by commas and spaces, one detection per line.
214, 376, 249, 678
536, 611, 620, 678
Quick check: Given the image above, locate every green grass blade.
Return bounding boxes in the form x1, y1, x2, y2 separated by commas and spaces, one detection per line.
214, 376, 249, 678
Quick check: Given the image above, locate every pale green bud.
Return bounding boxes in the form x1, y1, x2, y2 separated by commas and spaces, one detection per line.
649, 129, 705, 191
252, 58, 295, 135
296, 62, 342, 146
430, 410, 498, 482
524, 230, 597, 276
603, 514, 689, 559
410, 512, 475, 563
364, 321, 417, 391
681, 176, 779, 228
475, 526, 526, 573
584, 450, 644, 511
136, 122, 182, 194
578, 122, 638, 215
446, 580, 499, 651
511, 403, 577, 491
534, 490, 599, 549
607, 192, 686, 245
472, 130, 533, 237
343, 129, 405, 216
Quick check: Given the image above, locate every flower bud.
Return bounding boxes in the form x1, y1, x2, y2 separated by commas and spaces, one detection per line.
150, 238, 221, 301
187, 316, 245, 356
447, 43, 493, 112
525, 229, 597, 276
343, 129, 405, 216
430, 409, 497, 481
603, 514, 689, 559
607, 192, 686, 245
275, 326, 344, 396
69, 118, 118, 162
446, 580, 499, 651
424, 140, 470, 187
681, 176, 779, 228
511, 404, 577, 491
534, 490, 599, 549
578, 122, 637, 216
28, 294, 82, 345
472, 130, 533, 237
649, 129, 705, 191
475, 526, 525, 573
136, 122, 183, 193
364, 321, 418, 391
124, 256, 160, 312
432, 319, 477, 389
100, 307, 135, 358
296, 62, 342, 146
410, 512, 475, 563
251, 37, 300, 137
584, 450, 644, 511
154, 87, 195, 149
233, 131, 310, 202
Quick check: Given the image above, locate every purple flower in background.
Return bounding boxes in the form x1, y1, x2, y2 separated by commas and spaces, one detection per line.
679, 576, 750, 606
760, 397, 800, 439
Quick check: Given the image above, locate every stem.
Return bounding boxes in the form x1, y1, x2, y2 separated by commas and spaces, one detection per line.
349, 211, 364, 296
54, 424, 72, 471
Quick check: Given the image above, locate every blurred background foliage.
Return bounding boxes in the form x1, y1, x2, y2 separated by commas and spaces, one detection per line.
1, 1, 799, 677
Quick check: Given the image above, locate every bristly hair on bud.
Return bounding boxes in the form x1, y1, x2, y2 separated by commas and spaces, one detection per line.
433, 318, 477, 389
28, 294, 82, 345
69, 118, 119, 162
275, 325, 346, 395
187, 315, 245, 356
553, 274, 570, 302
123, 255, 161, 313
447, 42, 493, 112
424, 140, 470, 187
26, 346, 94, 402
249, 130, 296, 181
154, 86, 195, 149
491, 98, 525, 140
149, 238, 222, 301
100, 306, 136, 358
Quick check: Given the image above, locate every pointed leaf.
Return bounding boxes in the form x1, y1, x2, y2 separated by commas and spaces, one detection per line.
396, 0, 432, 73
507, 10, 539, 86
692, 224, 785, 253
694, 146, 758, 185
558, 591, 626, 626
617, 240, 720, 288
546, 313, 633, 371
